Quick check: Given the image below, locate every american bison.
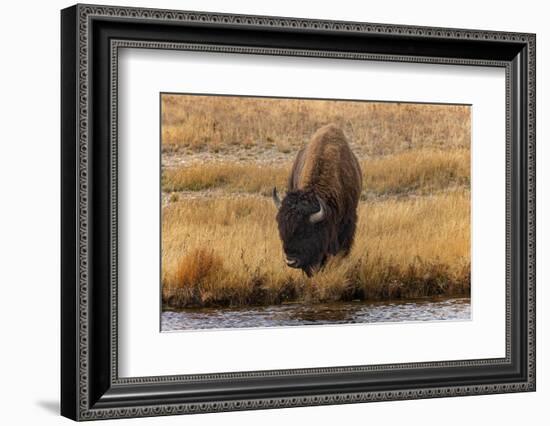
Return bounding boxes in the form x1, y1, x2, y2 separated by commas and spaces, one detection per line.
272, 124, 362, 276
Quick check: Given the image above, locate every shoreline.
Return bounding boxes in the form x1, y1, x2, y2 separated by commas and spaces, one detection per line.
162, 278, 470, 310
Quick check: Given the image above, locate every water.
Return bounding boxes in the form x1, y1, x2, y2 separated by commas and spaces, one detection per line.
161, 297, 470, 331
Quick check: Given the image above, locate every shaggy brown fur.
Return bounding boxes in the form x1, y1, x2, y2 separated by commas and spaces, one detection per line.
274, 124, 363, 276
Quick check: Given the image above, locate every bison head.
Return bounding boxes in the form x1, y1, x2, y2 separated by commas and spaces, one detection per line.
272, 187, 330, 276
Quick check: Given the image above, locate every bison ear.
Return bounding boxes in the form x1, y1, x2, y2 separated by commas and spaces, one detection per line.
309, 196, 326, 223
272, 187, 282, 209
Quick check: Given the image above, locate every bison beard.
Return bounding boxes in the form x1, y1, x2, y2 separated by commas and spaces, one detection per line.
273, 124, 362, 277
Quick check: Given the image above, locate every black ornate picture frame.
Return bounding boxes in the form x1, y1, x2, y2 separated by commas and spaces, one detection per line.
61, 4, 536, 421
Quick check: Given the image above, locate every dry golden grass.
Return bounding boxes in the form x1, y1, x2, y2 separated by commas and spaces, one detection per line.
160, 94, 471, 308
364, 148, 469, 196
162, 162, 288, 196
162, 190, 470, 307
161, 95, 470, 156
162, 148, 470, 197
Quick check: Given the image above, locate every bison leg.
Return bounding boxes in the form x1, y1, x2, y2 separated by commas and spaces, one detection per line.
338, 217, 357, 256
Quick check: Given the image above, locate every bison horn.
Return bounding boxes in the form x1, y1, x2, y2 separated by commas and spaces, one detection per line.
272, 187, 282, 209
309, 196, 326, 223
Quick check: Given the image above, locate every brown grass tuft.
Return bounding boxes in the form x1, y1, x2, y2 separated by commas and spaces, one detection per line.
173, 248, 224, 289
163, 248, 226, 307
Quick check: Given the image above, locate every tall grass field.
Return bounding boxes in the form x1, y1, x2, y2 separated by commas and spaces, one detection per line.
161, 94, 471, 308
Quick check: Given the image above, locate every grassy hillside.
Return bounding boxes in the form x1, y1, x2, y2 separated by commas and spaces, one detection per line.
160, 94, 471, 308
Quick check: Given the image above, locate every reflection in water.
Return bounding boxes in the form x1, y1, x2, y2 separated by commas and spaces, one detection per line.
161, 297, 471, 331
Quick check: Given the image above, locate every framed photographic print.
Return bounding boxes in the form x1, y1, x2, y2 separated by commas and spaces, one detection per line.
61, 4, 536, 421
